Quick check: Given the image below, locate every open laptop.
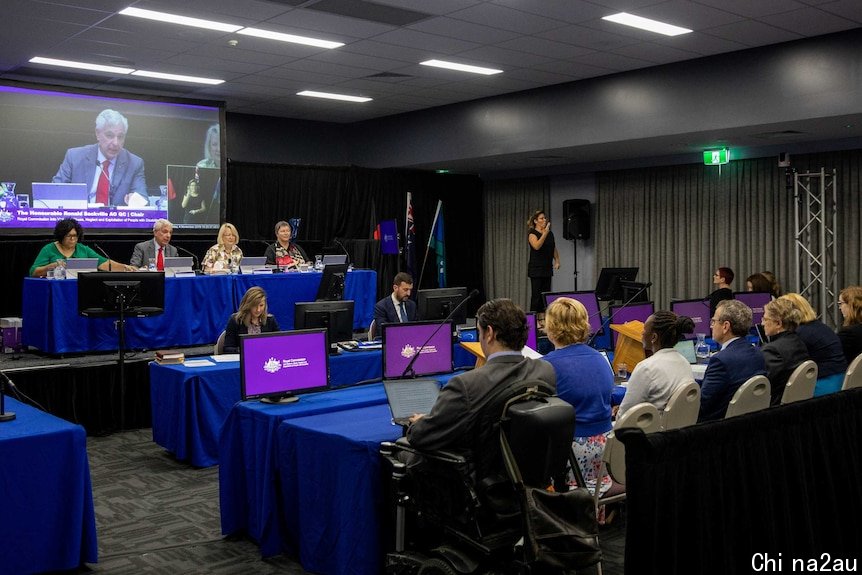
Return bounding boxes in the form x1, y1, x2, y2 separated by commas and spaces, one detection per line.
65, 257, 99, 278
163, 256, 194, 276
383, 379, 441, 426
322, 254, 347, 265
31, 182, 88, 209
240, 256, 268, 273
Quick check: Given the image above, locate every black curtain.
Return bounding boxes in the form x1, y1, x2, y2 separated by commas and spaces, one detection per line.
620, 389, 862, 575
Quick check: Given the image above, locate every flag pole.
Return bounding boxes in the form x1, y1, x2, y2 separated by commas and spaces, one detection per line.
419, 200, 442, 289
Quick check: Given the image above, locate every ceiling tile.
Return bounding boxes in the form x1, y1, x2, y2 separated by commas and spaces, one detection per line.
372, 28, 481, 53
703, 19, 804, 47
495, 36, 600, 59
764, 6, 860, 35
407, 16, 521, 44
611, 41, 701, 65
489, 0, 609, 24
448, 3, 567, 34
692, 0, 807, 18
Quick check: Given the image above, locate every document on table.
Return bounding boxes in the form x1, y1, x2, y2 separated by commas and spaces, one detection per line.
211, 354, 240, 363
184, 359, 216, 368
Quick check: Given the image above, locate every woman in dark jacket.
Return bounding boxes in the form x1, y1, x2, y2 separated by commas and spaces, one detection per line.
761, 298, 810, 405
838, 286, 862, 365
527, 209, 559, 312
780, 293, 846, 396
223, 286, 280, 353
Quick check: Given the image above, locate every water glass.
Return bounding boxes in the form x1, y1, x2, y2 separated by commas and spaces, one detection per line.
616, 362, 628, 380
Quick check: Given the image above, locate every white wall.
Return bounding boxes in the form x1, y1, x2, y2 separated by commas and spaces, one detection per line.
550, 173, 596, 293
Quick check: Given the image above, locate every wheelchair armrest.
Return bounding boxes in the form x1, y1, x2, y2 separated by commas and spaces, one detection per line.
382, 439, 470, 466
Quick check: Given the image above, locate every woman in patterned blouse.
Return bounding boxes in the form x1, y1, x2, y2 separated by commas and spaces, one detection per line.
264, 220, 308, 270
202, 222, 243, 273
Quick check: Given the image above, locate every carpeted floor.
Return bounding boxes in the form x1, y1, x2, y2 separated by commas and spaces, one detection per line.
74, 429, 626, 574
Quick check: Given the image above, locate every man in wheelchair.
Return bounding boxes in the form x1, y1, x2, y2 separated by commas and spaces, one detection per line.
381, 299, 600, 574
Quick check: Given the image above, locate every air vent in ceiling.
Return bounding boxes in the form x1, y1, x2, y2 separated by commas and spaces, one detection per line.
366, 72, 412, 79
307, 0, 431, 26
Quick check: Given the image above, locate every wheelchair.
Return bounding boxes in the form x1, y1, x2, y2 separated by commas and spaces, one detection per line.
380, 381, 601, 574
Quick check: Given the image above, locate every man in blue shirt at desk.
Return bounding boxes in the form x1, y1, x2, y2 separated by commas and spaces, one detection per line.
699, 299, 767, 421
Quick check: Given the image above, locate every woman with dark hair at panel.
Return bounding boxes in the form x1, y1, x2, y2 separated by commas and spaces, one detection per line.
746, 273, 773, 294
526, 209, 560, 313
617, 311, 696, 418
264, 220, 308, 270
761, 271, 782, 298
708, 266, 734, 318
542, 297, 614, 499
780, 293, 846, 396
223, 286, 280, 354
202, 223, 243, 273
760, 299, 810, 405
29, 217, 133, 277
838, 286, 862, 364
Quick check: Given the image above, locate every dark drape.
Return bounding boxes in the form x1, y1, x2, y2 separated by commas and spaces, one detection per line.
620, 389, 862, 575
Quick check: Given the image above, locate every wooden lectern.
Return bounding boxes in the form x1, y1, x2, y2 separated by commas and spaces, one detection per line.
459, 341, 485, 368
610, 320, 646, 375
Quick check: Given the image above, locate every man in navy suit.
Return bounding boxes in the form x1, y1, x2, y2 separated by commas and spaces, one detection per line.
373, 272, 419, 329
698, 299, 767, 421
53, 109, 147, 207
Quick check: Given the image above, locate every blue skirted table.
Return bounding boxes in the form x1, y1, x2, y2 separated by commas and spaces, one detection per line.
0, 398, 98, 574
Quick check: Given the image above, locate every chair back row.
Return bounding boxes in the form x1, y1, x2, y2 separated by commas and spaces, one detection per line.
843, 354, 862, 391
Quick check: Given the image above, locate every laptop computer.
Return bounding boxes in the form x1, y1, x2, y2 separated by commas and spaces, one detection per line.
674, 339, 697, 364
322, 254, 347, 265
240, 256, 268, 273
383, 379, 441, 426
65, 258, 99, 278
163, 256, 194, 276
31, 182, 88, 209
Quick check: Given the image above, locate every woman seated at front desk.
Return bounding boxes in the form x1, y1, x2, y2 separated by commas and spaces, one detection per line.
30, 217, 133, 277
202, 222, 243, 274
223, 286, 280, 354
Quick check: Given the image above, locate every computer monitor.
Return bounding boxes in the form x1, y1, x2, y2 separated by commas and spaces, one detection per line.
594, 267, 639, 301
619, 280, 650, 303
77, 271, 165, 317
382, 320, 454, 379
294, 300, 355, 353
316, 263, 348, 301
608, 301, 655, 346
417, 287, 468, 325
525, 312, 538, 352
240, 328, 330, 403
733, 291, 772, 325
543, 291, 603, 335
670, 298, 711, 337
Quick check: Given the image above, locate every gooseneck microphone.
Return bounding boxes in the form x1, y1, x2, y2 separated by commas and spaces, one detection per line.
401, 289, 479, 379
332, 238, 351, 266
92, 242, 113, 271
586, 282, 653, 347
173, 245, 200, 272
1, 371, 17, 422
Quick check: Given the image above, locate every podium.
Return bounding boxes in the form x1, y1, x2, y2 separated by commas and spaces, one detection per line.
610, 320, 646, 375
459, 341, 485, 368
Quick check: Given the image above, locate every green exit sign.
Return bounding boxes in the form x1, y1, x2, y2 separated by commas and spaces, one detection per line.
703, 148, 730, 165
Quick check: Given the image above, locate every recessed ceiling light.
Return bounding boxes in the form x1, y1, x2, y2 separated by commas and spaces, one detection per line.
237, 28, 343, 49
420, 59, 503, 75
297, 90, 371, 103
29, 57, 134, 74
131, 70, 224, 85
602, 12, 692, 36
119, 7, 242, 33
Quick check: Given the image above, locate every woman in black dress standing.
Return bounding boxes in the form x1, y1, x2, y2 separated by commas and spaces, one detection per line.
527, 209, 560, 312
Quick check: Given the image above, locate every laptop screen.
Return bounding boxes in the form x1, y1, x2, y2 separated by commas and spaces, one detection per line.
382, 321, 453, 379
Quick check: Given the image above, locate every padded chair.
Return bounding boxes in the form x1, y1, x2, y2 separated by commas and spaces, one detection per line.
214, 330, 226, 355
661, 380, 700, 430
594, 402, 661, 511
842, 354, 862, 391
366, 319, 376, 341
781, 360, 817, 404
724, 375, 770, 418
381, 383, 600, 574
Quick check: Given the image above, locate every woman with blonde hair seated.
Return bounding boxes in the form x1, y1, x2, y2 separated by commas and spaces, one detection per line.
838, 286, 862, 364
223, 286, 280, 353
542, 297, 614, 497
780, 293, 846, 396
202, 223, 242, 273
761, 299, 810, 405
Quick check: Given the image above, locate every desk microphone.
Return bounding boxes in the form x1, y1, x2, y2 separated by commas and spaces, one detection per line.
92, 243, 113, 271
401, 289, 478, 379
0, 371, 17, 422
586, 282, 653, 347
174, 245, 200, 272
332, 238, 351, 267
249, 240, 282, 273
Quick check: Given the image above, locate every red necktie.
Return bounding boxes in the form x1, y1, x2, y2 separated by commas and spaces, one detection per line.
157, 246, 164, 271
96, 160, 110, 205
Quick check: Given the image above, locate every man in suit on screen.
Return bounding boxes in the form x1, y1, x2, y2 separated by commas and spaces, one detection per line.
698, 299, 767, 421
130, 219, 177, 270
53, 108, 148, 207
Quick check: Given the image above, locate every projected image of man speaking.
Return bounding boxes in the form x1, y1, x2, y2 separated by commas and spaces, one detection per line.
52, 108, 148, 207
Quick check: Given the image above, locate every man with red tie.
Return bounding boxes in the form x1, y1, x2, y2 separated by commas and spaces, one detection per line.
52, 109, 148, 207
130, 219, 178, 270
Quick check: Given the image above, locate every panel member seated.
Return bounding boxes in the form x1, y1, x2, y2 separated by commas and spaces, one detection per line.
30, 217, 134, 276
223, 287, 280, 354
699, 300, 767, 422
130, 219, 178, 270
374, 272, 419, 326
52, 109, 147, 207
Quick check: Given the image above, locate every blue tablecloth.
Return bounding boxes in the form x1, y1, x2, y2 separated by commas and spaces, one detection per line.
219, 371, 463, 559
22, 270, 377, 354
277, 404, 399, 575
151, 349, 384, 467
0, 398, 98, 574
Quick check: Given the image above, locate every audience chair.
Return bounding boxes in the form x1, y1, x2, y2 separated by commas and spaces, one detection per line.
594, 402, 661, 510
214, 330, 226, 355
725, 375, 770, 418
781, 360, 817, 404
661, 380, 700, 430
842, 354, 862, 391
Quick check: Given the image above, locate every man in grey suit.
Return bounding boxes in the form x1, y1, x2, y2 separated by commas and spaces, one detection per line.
53, 109, 147, 207
130, 219, 177, 270
407, 298, 556, 478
